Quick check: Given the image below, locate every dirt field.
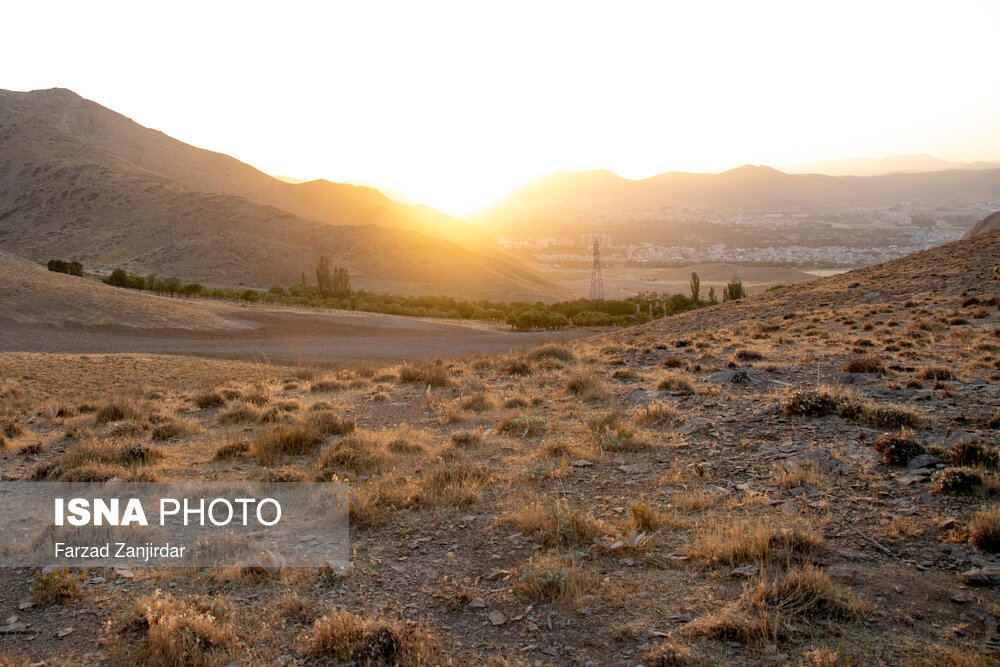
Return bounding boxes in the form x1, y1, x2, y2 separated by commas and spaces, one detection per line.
1, 231, 1000, 665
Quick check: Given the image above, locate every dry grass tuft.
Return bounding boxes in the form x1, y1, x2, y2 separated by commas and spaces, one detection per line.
635, 402, 684, 429
317, 430, 394, 477
252, 424, 323, 466
410, 462, 492, 507
306, 410, 356, 436
116, 592, 238, 667
657, 371, 695, 393
34, 440, 164, 481
309, 611, 441, 665
687, 565, 865, 643
914, 366, 956, 383
873, 432, 924, 466
192, 391, 226, 409
515, 553, 591, 606
215, 404, 261, 425
526, 344, 576, 363
565, 371, 607, 401
213, 437, 249, 460
151, 417, 202, 441
968, 506, 1000, 552
643, 641, 710, 666
398, 361, 451, 387
783, 389, 922, 429
843, 354, 886, 374
505, 495, 606, 548
688, 518, 822, 564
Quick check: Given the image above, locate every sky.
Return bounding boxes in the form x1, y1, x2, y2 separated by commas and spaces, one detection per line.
3, 1, 1000, 217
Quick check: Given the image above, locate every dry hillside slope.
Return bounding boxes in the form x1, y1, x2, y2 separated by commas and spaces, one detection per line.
0, 87, 493, 250
0, 102, 567, 301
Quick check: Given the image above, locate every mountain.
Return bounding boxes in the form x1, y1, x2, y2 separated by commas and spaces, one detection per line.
965, 211, 1000, 238
0, 88, 493, 250
0, 100, 568, 301
783, 153, 1000, 177
481, 164, 1000, 227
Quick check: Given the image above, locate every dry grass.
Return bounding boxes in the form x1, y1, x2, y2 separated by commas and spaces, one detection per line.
317, 430, 395, 477
783, 389, 923, 429
212, 437, 249, 460
192, 390, 226, 409
515, 553, 591, 606
526, 344, 577, 363
565, 371, 607, 401
843, 354, 886, 374
687, 517, 822, 564
95, 398, 151, 424
33, 439, 164, 481
398, 361, 451, 387
116, 592, 238, 667
305, 410, 356, 436
505, 494, 606, 548
214, 404, 261, 425
252, 424, 323, 466
657, 371, 695, 393
687, 565, 866, 643
409, 461, 492, 508
968, 505, 1000, 551
634, 402, 684, 429
309, 611, 441, 665
151, 417, 202, 441
873, 431, 925, 466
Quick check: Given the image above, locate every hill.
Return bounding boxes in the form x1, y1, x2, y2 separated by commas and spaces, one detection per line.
0, 249, 585, 364
480, 163, 1000, 233
0, 101, 567, 301
965, 211, 1000, 238
3, 231, 1000, 663
0, 88, 493, 250
783, 153, 1000, 177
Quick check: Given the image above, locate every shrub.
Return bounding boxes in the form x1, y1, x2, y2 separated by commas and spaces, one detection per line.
252, 424, 323, 466
31, 568, 85, 605
317, 431, 393, 476
498, 416, 547, 438
213, 438, 249, 460
516, 554, 588, 605
873, 432, 924, 466
398, 362, 450, 387
783, 390, 922, 429
969, 506, 1000, 552
657, 372, 695, 393
506, 496, 605, 548
310, 611, 440, 665
309, 380, 348, 393
215, 404, 261, 425
95, 399, 148, 424
915, 366, 955, 383
306, 411, 356, 436
932, 467, 987, 495
661, 357, 688, 369
193, 391, 225, 409
843, 354, 886, 374
951, 439, 1000, 470
526, 345, 576, 363
688, 519, 822, 564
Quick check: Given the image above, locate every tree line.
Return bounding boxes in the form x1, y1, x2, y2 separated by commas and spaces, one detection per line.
71, 258, 749, 332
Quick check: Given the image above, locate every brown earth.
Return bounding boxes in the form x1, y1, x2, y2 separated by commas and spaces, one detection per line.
0, 93, 568, 301
1, 231, 1000, 664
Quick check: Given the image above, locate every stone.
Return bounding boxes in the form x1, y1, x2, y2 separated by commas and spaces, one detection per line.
488, 610, 507, 626
827, 566, 864, 583
961, 566, 1000, 586
907, 454, 947, 470
624, 389, 676, 407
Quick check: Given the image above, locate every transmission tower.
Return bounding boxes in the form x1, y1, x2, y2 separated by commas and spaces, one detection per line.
589, 238, 604, 300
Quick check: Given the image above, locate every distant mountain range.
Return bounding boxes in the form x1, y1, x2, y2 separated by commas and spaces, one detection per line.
782, 153, 1000, 177
480, 163, 1000, 223
0, 88, 567, 301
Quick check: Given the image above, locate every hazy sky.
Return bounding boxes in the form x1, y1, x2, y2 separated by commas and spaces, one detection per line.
3, 1, 999, 216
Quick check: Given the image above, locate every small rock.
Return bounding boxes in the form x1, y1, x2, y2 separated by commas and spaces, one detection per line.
487, 610, 507, 626
56, 627, 74, 638
939, 518, 958, 530
828, 566, 864, 583
731, 564, 759, 578
0, 623, 29, 634
572, 459, 593, 468
961, 566, 1000, 586
468, 597, 487, 609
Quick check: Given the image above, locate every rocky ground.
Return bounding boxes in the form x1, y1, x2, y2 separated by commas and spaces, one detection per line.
1, 230, 999, 665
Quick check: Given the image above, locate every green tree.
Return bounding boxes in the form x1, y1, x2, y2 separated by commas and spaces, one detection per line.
316, 256, 333, 297
723, 278, 746, 302
689, 272, 700, 303
708, 286, 718, 305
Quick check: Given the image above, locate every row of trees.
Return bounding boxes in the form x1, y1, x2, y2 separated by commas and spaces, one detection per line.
95, 260, 750, 332
47, 259, 83, 277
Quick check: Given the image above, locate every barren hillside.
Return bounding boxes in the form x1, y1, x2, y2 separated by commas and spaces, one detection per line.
0, 102, 568, 301
2, 232, 1000, 664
